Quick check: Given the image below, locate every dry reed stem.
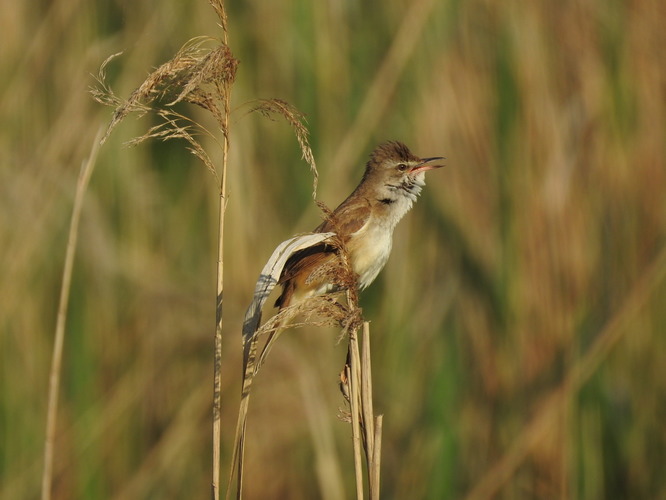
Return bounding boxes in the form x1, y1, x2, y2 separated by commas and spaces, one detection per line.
211, 107, 227, 500
212, 3, 233, 498
335, 251, 382, 500
41, 127, 104, 500
361, 322, 375, 460
345, 322, 383, 500
371, 415, 383, 499
346, 332, 365, 500
361, 323, 382, 500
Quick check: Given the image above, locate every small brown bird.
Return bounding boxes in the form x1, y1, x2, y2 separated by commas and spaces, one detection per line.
232, 141, 445, 483
275, 140, 445, 310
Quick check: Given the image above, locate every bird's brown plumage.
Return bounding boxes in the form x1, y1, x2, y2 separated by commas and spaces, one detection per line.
275, 140, 434, 309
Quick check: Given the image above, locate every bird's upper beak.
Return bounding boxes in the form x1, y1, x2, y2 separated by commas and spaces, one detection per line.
410, 156, 446, 174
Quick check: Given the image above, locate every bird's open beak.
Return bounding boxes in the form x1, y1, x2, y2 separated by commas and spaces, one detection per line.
410, 156, 446, 174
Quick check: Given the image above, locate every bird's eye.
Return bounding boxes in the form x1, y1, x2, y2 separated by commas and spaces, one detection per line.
397, 163, 408, 171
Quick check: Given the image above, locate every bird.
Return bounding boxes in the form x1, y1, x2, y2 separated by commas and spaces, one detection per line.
248, 141, 445, 369
274, 140, 445, 311
228, 141, 445, 494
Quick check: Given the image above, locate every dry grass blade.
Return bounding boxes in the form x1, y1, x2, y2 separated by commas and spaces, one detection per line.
41, 127, 104, 500
249, 98, 319, 198
371, 415, 383, 499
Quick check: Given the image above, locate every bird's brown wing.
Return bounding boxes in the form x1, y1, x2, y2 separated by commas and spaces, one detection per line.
277, 243, 336, 285
275, 198, 372, 308
274, 243, 336, 308
316, 196, 372, 241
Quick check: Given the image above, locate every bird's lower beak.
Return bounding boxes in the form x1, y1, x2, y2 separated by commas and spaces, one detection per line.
410, 156, 445, 174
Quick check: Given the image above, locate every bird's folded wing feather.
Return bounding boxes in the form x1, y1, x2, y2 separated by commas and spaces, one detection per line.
280, 198, 371, 282
316, 196, 372, 239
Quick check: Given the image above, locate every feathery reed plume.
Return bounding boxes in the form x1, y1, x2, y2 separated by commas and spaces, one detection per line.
249, 98, 319, 198
91, 37, 238, 181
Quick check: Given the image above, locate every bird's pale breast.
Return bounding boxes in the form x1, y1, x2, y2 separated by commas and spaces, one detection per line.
347, 214, 393, 289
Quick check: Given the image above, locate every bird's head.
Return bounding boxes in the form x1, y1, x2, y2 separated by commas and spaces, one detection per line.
363, 141, 445, 202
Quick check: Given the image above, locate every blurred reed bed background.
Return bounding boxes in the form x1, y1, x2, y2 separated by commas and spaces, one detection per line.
1, 0, 665, 498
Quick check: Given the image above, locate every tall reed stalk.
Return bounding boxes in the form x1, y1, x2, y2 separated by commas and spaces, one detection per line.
92, 3, 239, 498
41, 128, 104, 500
211, 3, 231, 498
91, 2, 319, 499
345, 322, 383, 500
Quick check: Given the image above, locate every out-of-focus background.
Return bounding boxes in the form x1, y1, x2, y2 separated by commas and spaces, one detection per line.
2, 0, 665, 498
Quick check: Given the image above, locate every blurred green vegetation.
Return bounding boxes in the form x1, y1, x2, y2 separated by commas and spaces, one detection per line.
2, 0, 665, 498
